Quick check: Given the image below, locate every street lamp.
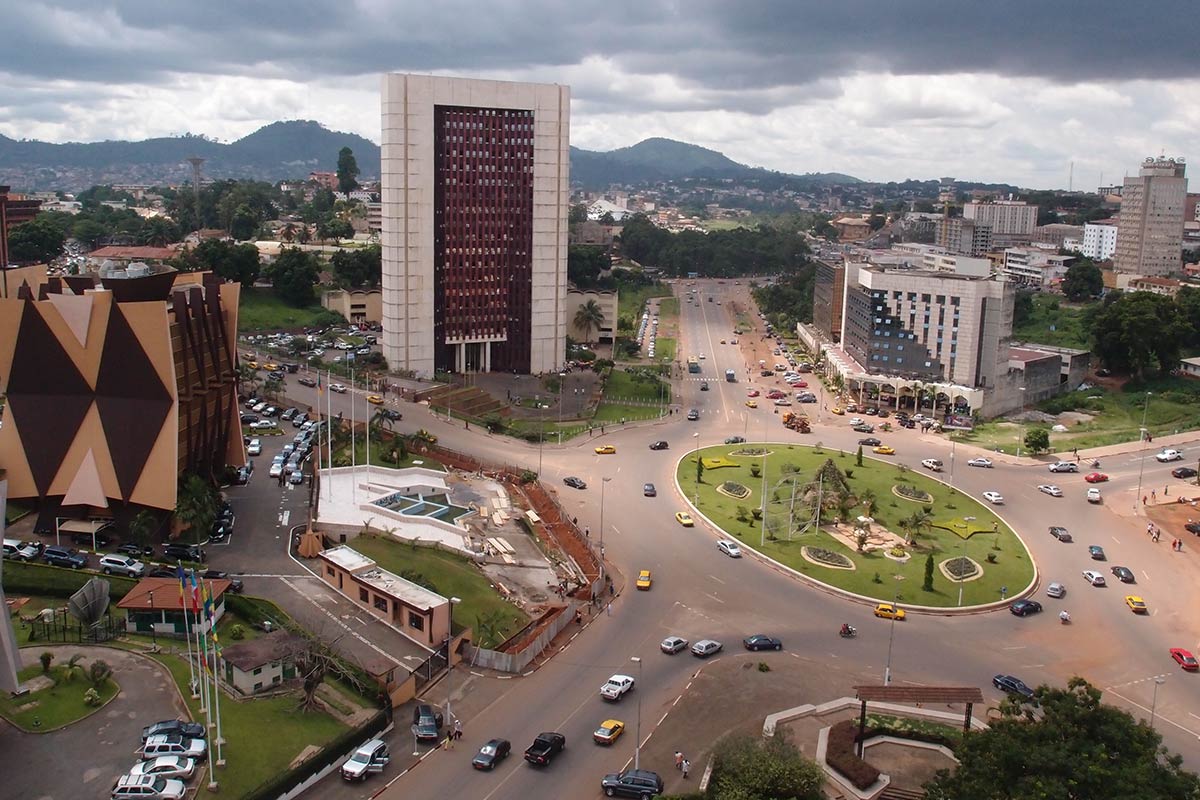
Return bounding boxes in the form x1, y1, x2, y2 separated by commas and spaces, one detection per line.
1151, 676, 1166, 730
536, 394, 544, 476
445, 597, 461, 724
884, 586, 902, 686
759, 452, 769, 547
1134, 392, 1153, 513
148, 590, 157, 649
599, 477, 612, 574
630, 656, 643, 769
1015, 386, 1026, 457
691, 432, 701, 509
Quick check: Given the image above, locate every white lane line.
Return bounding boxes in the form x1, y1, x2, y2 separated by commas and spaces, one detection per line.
708, 575, 726, 585
1111, 536, 1121, 544
279, 510, 290, 526
1002, 645, 1025, 651
1143, 570, 1151, 581
705, 592, 726, 605
611, 526, 621, 536
1108, 689, 1200, 738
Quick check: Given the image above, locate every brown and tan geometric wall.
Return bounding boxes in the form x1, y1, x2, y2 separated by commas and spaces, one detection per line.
0, 272, 241, 514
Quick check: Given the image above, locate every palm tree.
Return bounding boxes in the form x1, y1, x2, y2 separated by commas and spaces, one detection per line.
127, 509, 158, 552
858, 488, 878, 518
573, 300, 605, 344
174, 474, 216, 549
475, 609, 512, 649
280, 222, 297, 243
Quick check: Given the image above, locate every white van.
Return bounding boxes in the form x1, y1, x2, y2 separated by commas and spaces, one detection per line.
342, 739, 389, 781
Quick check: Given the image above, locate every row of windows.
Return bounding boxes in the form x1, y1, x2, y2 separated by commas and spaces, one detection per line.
356, 586, 425, 631
441, 135, 534, 146
870, 354, 935, 368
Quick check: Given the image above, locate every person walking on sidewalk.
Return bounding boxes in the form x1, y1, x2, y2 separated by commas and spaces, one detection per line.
454, 719, 463, 741
682, 759, 690, 778
675, 751, 683, 770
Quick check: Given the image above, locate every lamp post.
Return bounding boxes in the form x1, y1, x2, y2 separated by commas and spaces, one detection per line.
1150, 676, 1166, 730
536, 394, 544, 476
630, 656, 644, 769
599, 477, 612, 574
1015, 386, 1026, 457
1134, 392, 1153, 513
759, 452, 769, 547
148, 590, 157, 649
884, 587, 902, 686
691, 432, 701, 508
444, 596, 461, 724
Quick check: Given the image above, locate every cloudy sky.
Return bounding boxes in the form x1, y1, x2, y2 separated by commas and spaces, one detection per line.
2, 1, 1199, 189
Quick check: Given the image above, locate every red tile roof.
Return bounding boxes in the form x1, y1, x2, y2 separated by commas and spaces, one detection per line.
117, 577, 232, 610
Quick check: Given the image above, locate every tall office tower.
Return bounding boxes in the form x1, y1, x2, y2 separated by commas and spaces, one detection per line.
380, 74, 570, 377
963, 199, 1037, 247
1114, 156, 1187, 277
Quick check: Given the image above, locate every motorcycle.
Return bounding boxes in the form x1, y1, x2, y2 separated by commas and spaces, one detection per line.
1059, 611, 1071, 625
1091, 460, 1101, 469
839, 625, 857, 638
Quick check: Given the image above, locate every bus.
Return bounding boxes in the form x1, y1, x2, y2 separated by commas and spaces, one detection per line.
687, 356, 701, 374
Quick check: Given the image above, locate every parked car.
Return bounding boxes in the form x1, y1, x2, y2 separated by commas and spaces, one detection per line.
691, 639, 723, 658
163, 543, 204, 563
341, 739, 389, 782
141, 734, 207, 761
413, 704, 444, 742
111, 775, 186, 800
142, 719, 205, 743
99, 554, 145, 578
202, 570, 244, 593
601, 769, 665, 799
2, 538, 40, 561
246, 439, 262, 456
660, 636, 689, 655
43, 545, 88, 569
128, 756, 196, 782
472, 738, 511, 770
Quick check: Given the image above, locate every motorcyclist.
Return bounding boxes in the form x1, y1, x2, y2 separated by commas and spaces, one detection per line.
840, 623, 855, 636
1091, 459, 1101, 469
1059, 610, 1071, 623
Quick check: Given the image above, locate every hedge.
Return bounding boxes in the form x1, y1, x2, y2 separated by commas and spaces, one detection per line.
0, 561, 138, 600
242, 710, 389, 800
827, 720, 880, 789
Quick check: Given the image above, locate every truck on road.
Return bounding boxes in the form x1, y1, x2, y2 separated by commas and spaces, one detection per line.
524, 732, 566, 766
725, 369, 736, 382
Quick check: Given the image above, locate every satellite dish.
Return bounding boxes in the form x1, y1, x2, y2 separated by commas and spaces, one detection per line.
68, 577, 111, 628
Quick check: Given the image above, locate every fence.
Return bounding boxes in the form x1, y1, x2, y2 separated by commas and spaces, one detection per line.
245, 711, 392, 800
410, 639, 450, 695
463, 603, 575, 674
19, 609, 123, 644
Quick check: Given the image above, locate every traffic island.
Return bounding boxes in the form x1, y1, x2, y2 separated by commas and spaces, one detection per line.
676, 443, 1035, 609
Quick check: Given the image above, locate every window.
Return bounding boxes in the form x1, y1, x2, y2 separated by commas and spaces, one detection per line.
408, 612, 425, 631
254, 682, 263, 691
374, 595, 388, 613
326, 566, 335, 577
253, 667, 262, 675
359, 588, 369, 602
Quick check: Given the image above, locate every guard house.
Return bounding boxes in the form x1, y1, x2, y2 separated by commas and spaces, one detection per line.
317, 545, 450, 648
221, 632, 304, 695
116, 577, 231, 638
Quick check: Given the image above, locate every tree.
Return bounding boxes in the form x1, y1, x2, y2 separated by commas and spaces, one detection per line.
709, 733, 824, 800
174, 473, 217, 549
179, 239, 261, 285
1061, 259, 1103, 301
696, 455, 705, 486
567, 245, 609, 288
859, 488, 877, 517
137, 216, 181, 247
573, 299, 606, 344
127, 510, 158, 552
7, 216, 67, 263
279, 222, 298, 243
568, 204, 588, 225
923, 553, 935, 591
317, 217, 354, 242
268, 247, 321, 307
1091, 291, 1186, 377
1012, 290, 1035, 327
329, 245, 382, 290
868, 213, 886, 231
1024, 427, 1050, 455
856, 445, 864, 467
336, 147, 360, 193
926, 677, 1200, 800
89, 659, 113, 689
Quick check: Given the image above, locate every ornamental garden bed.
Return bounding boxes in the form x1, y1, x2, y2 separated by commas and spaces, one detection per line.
717, 481, 752, 500
892, 484, 934, 503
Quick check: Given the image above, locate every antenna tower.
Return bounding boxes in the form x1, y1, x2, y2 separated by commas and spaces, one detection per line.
186, 157, 206, 233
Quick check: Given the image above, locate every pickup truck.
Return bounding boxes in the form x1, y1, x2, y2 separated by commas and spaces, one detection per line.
523, 732, 566, 766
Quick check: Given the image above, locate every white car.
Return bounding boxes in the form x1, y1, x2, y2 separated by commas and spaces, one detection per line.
849, 417, 865, 426
99, 554, 145, 578
698, 353, 706, 360
717, 540, 742, 558
246, 439, 262, 456
600, 674, 635, 701
1087, 488, 1102, 503
1156, 449, 1183, 463
269, 463, 284, 478
251, 419, 278, 430
982, 491, 1004, 505
660, 636, 689, 655
112, 775, 187, 799
329, 383, 348, 393
921, 458, 944, 472
967, 457, 993, 468
1038, 484, 1063, 497
1046, 582, 1066, 598
1082, 570, 1107, 586
1048, 461, 1078, 473
128, 756, 196, 781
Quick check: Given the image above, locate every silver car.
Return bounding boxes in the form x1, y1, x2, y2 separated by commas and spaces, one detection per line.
691, 639, 723, 658
717, 540, 742, 558
660, 636, 689, 655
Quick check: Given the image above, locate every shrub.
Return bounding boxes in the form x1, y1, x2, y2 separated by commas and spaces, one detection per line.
750, 464, 762, 478
752, 508, 762, 520
986, 553, 997, 563
736, 506, 750, 523
844, 468, 854, 479
946, 557, 978, 579
827, 720, 881, 790
89, 659, 113, 689
873, 572, 883, 584
805, 547, 853, 568
39, 651, 54, 674
889, 546, 906, 557
84, 688, 102, 707
923, 554, 935, 591
520, 470, 538, 484
230, 624, 246, 641
894, 484, 933, 502
757, 661, 771, 673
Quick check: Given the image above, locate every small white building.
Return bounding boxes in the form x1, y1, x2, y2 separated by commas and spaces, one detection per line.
220, 632, 304, 695
1002, 247, 1073, 288
1180, 356, 1200, 378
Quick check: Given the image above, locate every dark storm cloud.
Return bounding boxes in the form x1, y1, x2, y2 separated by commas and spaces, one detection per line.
5, 0, 1199, 113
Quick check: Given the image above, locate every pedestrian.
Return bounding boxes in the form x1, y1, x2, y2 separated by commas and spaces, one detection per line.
454, 720, 463, 740
675, 751, 683, 770
1152, 490, 1157, 502
682, 759, 690, 778
575, 609, 583, 625
1143, 495, 1148, 506
1165, 485, 1170, 496
585, 526, 590, 538
444, 731, 454, 750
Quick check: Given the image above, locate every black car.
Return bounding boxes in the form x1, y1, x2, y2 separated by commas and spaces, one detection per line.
742, 634, 783, 651
858, 437, 882, 447
852, 423, 874, 433
43, 545, 88, 569
725, 436, 746, 444
1048, 526, 1073, 543
1172, 466, 1198, 479
281, 408, 298, 421
209, 521, 232, 543
900, 419, 917, 429
382, 409, 403, 421
649, 441, 669, 450
241, 413, 259, 424
563, 476, 587, 490
163, 543, 205, 563
117, 542, 154, 557
687, 409, 700, 421
203, 569, 244, 593
993, 674, 1036, 700
601, 769, 665, 798
1111, 565, 1136, 583
471, 738, 511, 770
413, 704, 444, 742
643, 483, 657, 497
71, 529, 112, 548
700, 383, 710, 391
292, 414, 309, 428
1186, 522, 1200, 536
1009, 599, 1043, 617
147, 567, 176, 578
298, 376, 317, 387
141, 718, 206, 742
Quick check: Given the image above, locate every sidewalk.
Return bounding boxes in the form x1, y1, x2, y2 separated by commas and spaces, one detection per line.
931, 429, 1200, 469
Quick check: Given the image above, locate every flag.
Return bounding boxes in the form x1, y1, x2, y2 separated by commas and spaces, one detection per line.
201, 579, 221, 655
175, 561, 187, 602
317, 372, 323, 394
188, 570, 201, 615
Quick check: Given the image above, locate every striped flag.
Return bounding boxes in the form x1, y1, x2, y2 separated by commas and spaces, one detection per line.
188, 570, 201, 615
175, 561, 187, 602
317, 372, 323, 394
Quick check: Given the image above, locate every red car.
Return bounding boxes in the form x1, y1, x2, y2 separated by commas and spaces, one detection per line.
766, 390, 786, 400
787, 379, 808, 388
746, 389, 760, 397
1171, 648, 1199, 671
1084, 472, 1109, 483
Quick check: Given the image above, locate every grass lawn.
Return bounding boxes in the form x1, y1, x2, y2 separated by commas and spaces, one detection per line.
653, 337, 677, 362
952, 377, 1200, 453
144, 650, 348, 799
239, 288, 330, 332
603, 367, 671, 404
0, 661, 119, 730
617, 282, 673, 324
349, 536, 529, 647
658, 297, 680, 318
1012, 295, 1095, 349
332, 438, 446, 471
676, 444, 1033, 607
593, 402, 664, 424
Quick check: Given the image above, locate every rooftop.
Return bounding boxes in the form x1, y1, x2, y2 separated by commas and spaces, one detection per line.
1008, 347, 1060, 364
320, 544, 375, 574
221, 632, 305, 672
117, 577, 232, 611
319, 544, 449, 611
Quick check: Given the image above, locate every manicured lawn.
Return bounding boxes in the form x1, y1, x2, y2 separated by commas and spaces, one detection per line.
676, 444, 1034, 607
658, 297, 680, 317
617, 282, 672, 324
652, 337, 677, 362
1012, 295, 1094, 349
0, 661, 119, 730
350, 536, 529, 647
238, 288, 331, 332
603, 368, 670, 404
952, 377, 1200, 453
331, 438, 446, 471
593, 402, 664, 424
145, 650, 348, 798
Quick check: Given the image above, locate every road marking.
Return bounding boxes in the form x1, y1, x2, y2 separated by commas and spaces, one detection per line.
1002, 645, 1025, 651
1023, 664, 1045, 668
610, 526, 621, 537
1108, 689, 1200, 739
279, 510, 290, 526
705, 592, 726, 605
1111, 536, 1121, 544
1143, 570, 1151, 581
708, 575, 726, 585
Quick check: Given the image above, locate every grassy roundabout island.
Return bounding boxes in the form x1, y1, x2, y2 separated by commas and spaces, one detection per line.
676, 443, 1034, 608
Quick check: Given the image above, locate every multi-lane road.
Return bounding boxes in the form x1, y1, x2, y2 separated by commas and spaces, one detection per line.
278, 280, 1200, 797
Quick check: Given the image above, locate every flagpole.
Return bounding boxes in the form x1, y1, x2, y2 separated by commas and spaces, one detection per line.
205, 579, 225, 770
190, 571, 209, 714
350, 367, 356, 502
327, 369, 333, 499
366, 399, 371, 491
176, 563, 197, 697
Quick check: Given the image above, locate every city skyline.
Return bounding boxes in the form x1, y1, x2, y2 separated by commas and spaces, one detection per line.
1, 1, 1198, 189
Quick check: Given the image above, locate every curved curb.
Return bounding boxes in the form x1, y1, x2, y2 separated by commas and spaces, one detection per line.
671, 442, 1039, 614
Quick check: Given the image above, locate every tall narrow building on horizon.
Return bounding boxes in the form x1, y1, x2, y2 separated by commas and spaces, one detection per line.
380, 74, 570, 377
1114, 156, 1187, 277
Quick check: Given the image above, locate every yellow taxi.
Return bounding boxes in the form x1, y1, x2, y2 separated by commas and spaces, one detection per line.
366, 394, 384, 405
636, 570, 652, 590
1125, 595, 1148, 614
873, 603, 906, 621
263, 363, 280, 372
831, 406, 844, 415
745, 399, 758, 409
594, 445, 617, 455
873, 445, 896, 455
593, 719, 625, 745
246, 361, 259, 370
675, 511, 695, 528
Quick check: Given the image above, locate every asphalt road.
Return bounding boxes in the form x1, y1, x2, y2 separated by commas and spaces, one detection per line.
268, 280, 1200, 797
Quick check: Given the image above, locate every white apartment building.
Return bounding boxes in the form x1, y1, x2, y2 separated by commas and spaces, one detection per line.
1114, 156, 1187, 277
1073, 222, 1118, 261
1001, 247, 1074, 288
380, 74, 570, 377
936, 217, 993, 257
964, 199, 1037, 246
